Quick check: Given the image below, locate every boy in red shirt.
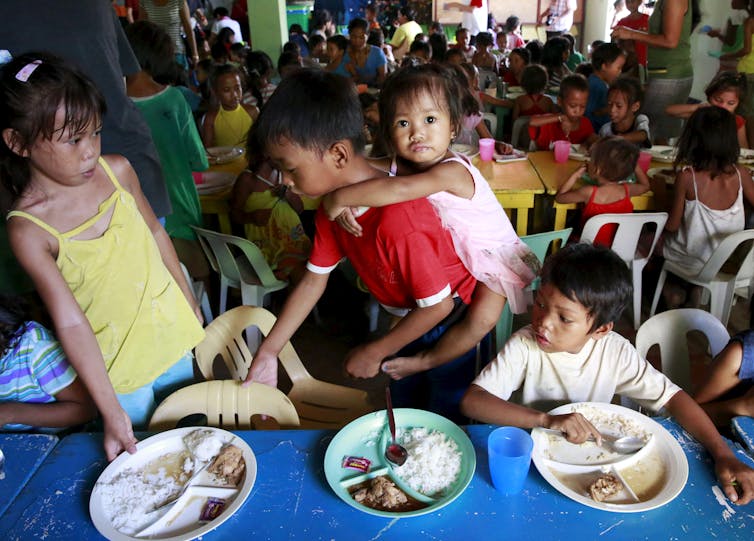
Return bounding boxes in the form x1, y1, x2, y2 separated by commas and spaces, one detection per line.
242, 69, 479, 422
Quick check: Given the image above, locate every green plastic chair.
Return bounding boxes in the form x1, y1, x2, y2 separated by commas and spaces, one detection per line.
493, 228, 573, 353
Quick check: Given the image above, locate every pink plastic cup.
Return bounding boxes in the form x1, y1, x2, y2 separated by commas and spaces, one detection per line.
553, 140, 570, 163
638, 151, 652, 173
479, 138, 495, 161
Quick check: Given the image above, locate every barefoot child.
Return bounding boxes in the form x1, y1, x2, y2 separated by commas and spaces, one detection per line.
0, 53, 204, 459
461, 243, 754, 505
202, 63, 259, 147
324, 64, 538, 380
242, 68, 484, 422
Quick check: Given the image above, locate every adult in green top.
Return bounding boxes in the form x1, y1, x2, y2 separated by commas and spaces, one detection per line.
613, 0, 701, 144
390, 6, 423, 61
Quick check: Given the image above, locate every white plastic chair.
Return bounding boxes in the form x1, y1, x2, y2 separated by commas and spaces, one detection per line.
191, 226, 288, 315
649, 228, 754, 326
635, 308, 729, 394
180, 262, 213, 324
581, 212, 668, 329
510, 116, 533, 151
481, 112, 497, 139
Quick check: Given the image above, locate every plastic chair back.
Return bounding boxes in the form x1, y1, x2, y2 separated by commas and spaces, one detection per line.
481, 112, 497, 139
511, 116, 532, 151
148, 380, 300, 431
194, 306, 372, 429
581, 212, 668, 329
635, 308, 729, 393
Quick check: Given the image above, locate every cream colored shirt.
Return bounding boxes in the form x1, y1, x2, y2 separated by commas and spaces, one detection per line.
473, 326, 680, 413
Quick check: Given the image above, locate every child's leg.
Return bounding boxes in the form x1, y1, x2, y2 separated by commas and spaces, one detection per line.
382, 284, 505, 379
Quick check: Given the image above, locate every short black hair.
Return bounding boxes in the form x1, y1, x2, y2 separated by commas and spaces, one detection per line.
475, 31, 494, 48
591, 42, 625, 71
540, 243, 632, 331
125, 21, 176, 82
509, 47, 530, 65
520, 64, 548, 95
251, 68, 364, 156
504, 16, 520, 33
589, 136, 639, 182
445, 48, 464, 63
399, 6, 416, 20
213, 6, 229, 18
409, 39, 431, 57
608, 75, 643, 106
312, 9, 332, 29
541, 36, 569, 70
558, 73, 589, 99
309, 34, 326, 49
327, 34, 348, 52
525, 39, 543, 64
675, 106, 739, 177
348, 17, 368, 34
209, 63, 241, 90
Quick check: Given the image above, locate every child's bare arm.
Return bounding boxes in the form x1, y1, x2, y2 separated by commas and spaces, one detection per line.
617, 128, 649, 145
665, 102, 702, 119
738, 123, 749, 149
665, 169, 691, 232
628, 164, 651, 196
555, 165, 589, 203
528, 113, 561, 127
740, 166, 754, 207
694, 340, 754, 426
0, 378, 95, 429
665, 390, 754, 505
244, 103, 259, 122
201, 109, 217, 147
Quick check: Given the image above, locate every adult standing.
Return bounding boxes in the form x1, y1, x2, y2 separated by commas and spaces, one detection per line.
719, 0, 754, 147
344, 17, 387, 87
389, 6, 423, 61
538, 0, 578, 40
209, 6, 242, 45
612, 0, 699, 144
310, 9, 335, 39
139, 0, 199, 70
445, 1, 488, 38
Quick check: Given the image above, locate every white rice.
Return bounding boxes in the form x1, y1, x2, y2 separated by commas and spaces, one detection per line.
184, 428, 224, 462
393, 427, 462, 496
571, 404, 650, 441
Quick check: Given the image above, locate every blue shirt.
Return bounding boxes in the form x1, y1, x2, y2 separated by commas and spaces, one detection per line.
586, 73, 610, 132
731, 330, 754, 382
343, 45, 387, 86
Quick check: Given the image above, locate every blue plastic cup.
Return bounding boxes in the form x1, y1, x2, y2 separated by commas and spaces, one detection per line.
488, 427, 533, 495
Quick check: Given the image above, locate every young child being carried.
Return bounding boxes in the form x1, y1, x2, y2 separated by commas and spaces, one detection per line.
661, 106, 754, 308
665, 71, 749, 149
0, 53, 205, 459
202, 63, 259, 148
599, 76, 651, 147
529, 74, 599, 151
461, 243, 754, 505
242, 68, 506, 422
0, 294, 95, 431
555, 136, 650, 246
324, 64, 539, 380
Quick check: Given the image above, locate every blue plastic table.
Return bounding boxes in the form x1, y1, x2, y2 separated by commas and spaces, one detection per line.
733, 416, 754, 454
0, 433, 58, 517
1, 421, 753, 540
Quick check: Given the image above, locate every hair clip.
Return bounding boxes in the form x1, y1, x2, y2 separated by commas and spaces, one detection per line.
15, 60, 42, 82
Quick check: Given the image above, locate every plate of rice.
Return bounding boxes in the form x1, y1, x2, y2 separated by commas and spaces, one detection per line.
206, 146, 244, 165
647, 145, 676, 163
90, 427, 256, 541
531, 402, 687, 513
739, 148, 754, 164
324, 408, 476, 518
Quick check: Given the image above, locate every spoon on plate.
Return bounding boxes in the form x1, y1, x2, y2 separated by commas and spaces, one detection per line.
384, 387, 408, 466
540, 428, 647, 454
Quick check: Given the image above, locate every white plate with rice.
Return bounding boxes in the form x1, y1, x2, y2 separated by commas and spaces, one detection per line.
647, 167, 676, 184
531, 402, 688, 513
324, 408, 476, 518
739, 148, 754, 164
647, 145, 676, 163
206, 146, 244, 165
90, 427, 256, 541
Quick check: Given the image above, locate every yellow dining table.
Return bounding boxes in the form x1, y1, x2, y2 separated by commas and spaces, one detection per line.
527, 150, 657, 231
198, 154, 247, 234
472, 155, 545, 236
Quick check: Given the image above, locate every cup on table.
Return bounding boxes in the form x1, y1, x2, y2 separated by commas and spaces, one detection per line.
488, 426, 533, 495
638, 151, 652, 173
553, 140, 570, 163
479, 138, 495, 161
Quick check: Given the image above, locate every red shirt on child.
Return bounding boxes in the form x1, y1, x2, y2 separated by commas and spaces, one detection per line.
617, 14, 649, 67
530, 116, 594, 150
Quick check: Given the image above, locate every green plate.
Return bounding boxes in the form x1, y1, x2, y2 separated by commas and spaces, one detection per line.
324, 408, 476, 518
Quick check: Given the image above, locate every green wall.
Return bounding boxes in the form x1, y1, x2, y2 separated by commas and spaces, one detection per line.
247, 0, 287, 60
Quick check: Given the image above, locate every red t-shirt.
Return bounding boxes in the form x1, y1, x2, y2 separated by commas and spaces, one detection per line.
737, 114, 746, 130
530, 116, 595, 150
617, 14, 649, 66
308, 199, 476, 311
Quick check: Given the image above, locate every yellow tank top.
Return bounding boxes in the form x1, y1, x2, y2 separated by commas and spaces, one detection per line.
739, 33, 754, 74
213, 104, 253, 147
7, 157, 205, 393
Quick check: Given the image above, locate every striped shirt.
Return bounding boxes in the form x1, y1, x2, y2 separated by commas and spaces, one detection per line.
0, 321, 76, 431
139, 0, 185, 55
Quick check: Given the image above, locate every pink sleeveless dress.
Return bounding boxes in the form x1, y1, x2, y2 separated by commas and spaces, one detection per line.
391, 153, 540, 313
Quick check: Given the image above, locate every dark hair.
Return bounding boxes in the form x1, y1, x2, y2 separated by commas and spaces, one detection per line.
540, 243, 632, 331
289, 23, 305, 35
213, 7, 229, 18
278, 50, 303, 72
509, 47, 531, 66
674, 106, 739, 177
430, 21, 444, 34
475, 31, 494, 48
558, 73, 589, 99
589, 136, 639, 182
429, 33, 448, 63
245, 50, 274, 105
359, 92, 378, 110
309, 34, 326, 50
379, 64, 465, 155
367, 28, 385, 47
210, 41, 228, 63
124, 21, 176, 83
525, 39, 544, 64
591, 42, 625, 70
541, 37, 570, 70
0, 52, 106, 202
251, 68, 364, 156
608, 75, 643, 106
409, 39, 431, 57
283, 41, 301, 54
705, 70, 748, 101
504, 16, 520, 33
591, 39, 605, 51
574, 62, 594, 78
0, 294, 30, 355
210, 63, 241, 90
444, 48, 464, 63
455, 27, 469, 39
312, 9, 332, 29
216, 26, 236, 45
348, 17, 368, 34
520, 64, 549, 95
398, 6, 416, 21
327, 34, 349, 52
561, 32, 576, 50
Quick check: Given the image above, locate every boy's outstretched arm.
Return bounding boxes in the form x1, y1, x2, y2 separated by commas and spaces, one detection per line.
243, 270, 329, 387
665, 390, 754, 505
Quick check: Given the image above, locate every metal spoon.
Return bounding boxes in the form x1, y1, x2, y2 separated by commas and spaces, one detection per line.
384, 387, 408, 466
540, 428, 647, 454
0, 447, 5, 480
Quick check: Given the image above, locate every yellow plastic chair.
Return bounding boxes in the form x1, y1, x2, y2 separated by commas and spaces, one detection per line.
148, 380, 300, 431
194, 306, 372, 429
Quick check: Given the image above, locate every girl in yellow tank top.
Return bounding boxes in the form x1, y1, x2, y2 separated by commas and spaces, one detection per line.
202, 63, 259, 147
1, 53, 204, 461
